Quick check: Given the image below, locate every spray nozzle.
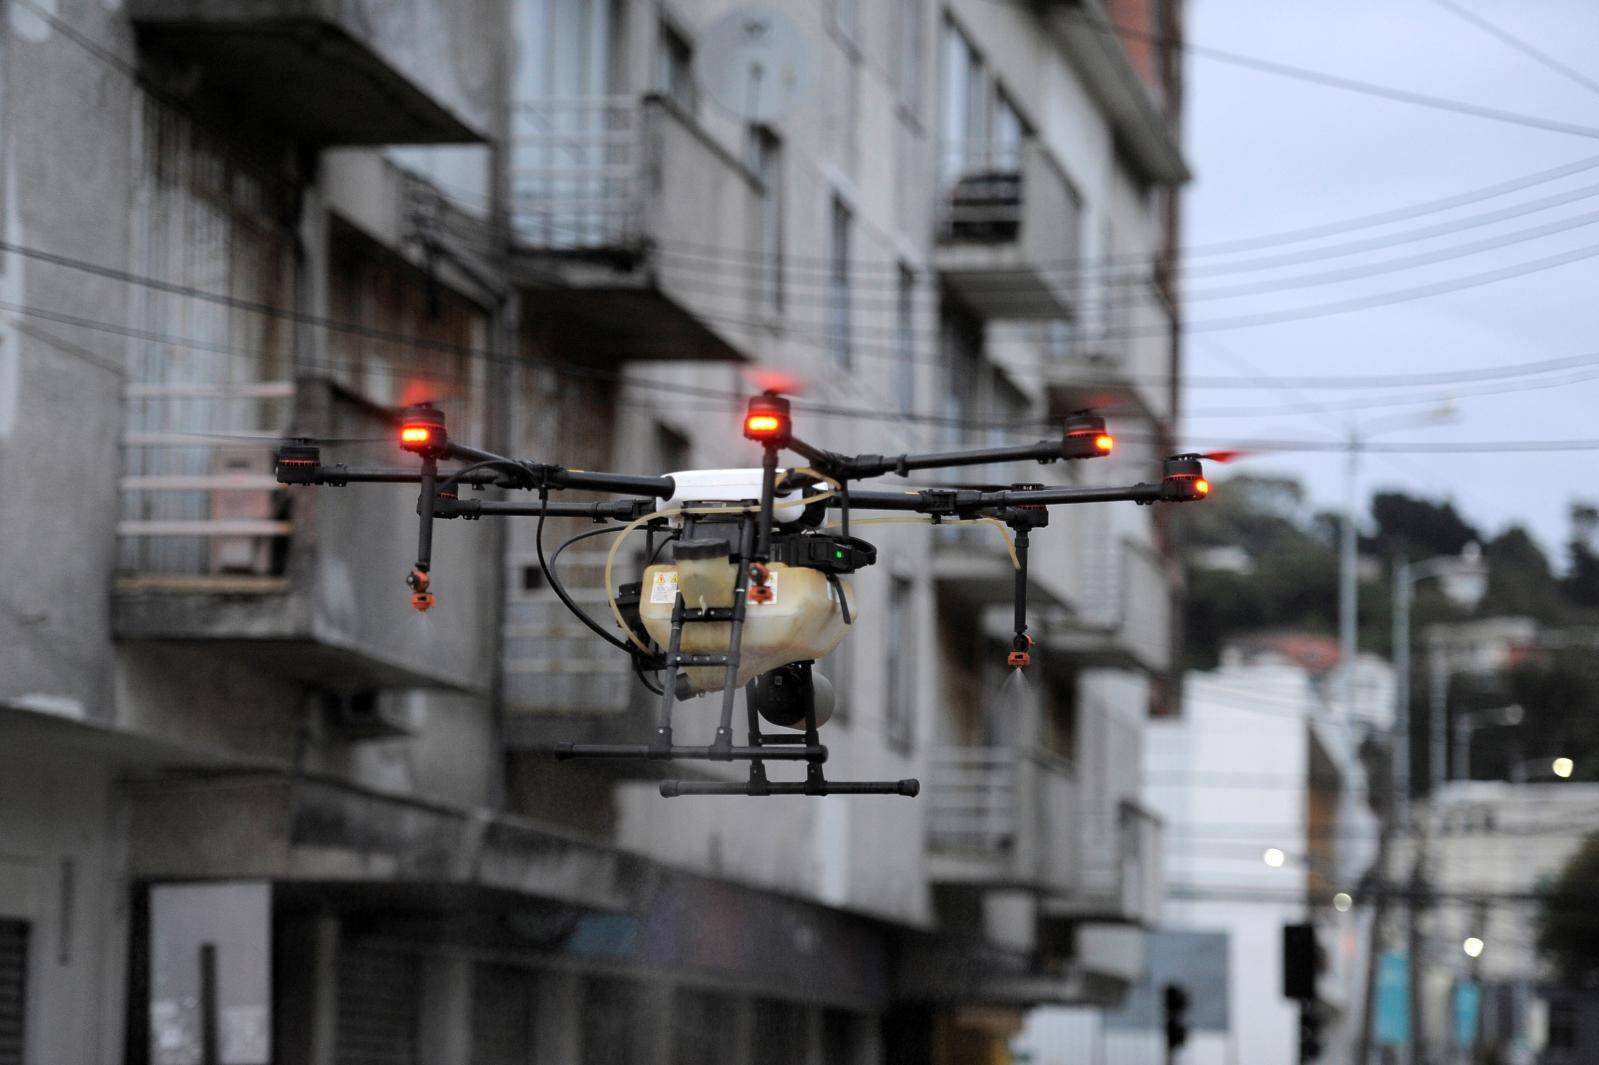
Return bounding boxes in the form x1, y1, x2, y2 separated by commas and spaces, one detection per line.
1007, 633, 1034, 669
406, 567, 435, 612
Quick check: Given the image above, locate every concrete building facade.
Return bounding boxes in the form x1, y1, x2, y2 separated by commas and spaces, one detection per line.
0, 0, 1188, 1061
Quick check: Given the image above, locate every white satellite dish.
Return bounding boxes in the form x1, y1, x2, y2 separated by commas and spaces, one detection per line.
692, 7, 814, 124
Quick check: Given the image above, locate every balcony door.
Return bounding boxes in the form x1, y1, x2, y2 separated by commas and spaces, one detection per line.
512, 0, 624, 247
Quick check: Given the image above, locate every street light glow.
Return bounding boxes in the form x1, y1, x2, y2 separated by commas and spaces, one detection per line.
1463, 937, 1485, 959
1553, 757, 1575, 779
1333, 892, 1353, 912
1263, 847, 1286, 868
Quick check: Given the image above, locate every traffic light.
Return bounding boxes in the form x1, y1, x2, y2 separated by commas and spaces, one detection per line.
1299, 1000, 1325, 1063
1163, 983, 1191, 1053
1283, 923, 1320, 1000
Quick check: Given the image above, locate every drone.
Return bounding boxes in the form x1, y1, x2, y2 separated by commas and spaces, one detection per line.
275, 393, 1209, 799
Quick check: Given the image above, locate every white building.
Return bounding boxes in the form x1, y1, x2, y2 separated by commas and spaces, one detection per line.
1019, 639, 1392, 1065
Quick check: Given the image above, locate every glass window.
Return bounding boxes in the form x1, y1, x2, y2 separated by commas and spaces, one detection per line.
828, 196, 852, 369
939, 19, 984, 183
895, 264, 916, 414
992, 90, 1024, 171
748, 128, 784, 312
656, 22, 697, 114
885, 577, 915, 749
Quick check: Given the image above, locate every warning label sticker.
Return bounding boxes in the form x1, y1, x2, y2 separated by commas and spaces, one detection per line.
749, 570, 778, 604
650, 570, 680, 604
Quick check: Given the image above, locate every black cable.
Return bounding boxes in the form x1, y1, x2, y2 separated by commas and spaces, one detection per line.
535, 495, 633, 655
438, 458, 532, 493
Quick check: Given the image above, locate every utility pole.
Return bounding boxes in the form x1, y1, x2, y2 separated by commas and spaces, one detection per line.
1341, 429, 1360, 732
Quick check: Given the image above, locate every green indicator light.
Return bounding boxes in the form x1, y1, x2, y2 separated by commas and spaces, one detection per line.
835, 550, 844, 559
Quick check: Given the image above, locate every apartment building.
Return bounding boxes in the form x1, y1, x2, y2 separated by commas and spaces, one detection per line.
0, 0, 1187, 1061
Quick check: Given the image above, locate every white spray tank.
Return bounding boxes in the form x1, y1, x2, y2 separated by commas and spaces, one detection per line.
640, 536, 853, 704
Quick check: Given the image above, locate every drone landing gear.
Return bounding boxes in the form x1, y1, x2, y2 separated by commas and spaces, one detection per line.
659, 682, 919, 798
556, 507, 918, 797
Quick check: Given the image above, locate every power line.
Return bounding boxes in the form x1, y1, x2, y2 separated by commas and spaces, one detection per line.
1424, 0, 1599, 100
1071, 8, 1599, 142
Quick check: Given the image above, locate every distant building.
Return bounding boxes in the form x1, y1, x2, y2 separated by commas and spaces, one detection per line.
0, 0, 1187, 1062
1392, 782, 1599, 1064
1020, 639, 1391, 1064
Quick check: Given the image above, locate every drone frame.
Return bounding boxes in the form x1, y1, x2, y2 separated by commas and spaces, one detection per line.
274, 394, 1208, 798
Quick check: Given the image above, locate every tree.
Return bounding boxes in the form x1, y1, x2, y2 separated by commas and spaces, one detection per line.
1535, 832, 1599, 988
1368, 492, 1479, 562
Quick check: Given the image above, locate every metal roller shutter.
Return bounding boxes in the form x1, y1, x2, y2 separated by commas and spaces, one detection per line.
335, 943, 420, 1065
0, 921, 28, 1065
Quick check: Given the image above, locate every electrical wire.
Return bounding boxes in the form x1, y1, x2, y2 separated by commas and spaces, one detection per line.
535, 497, 634, 656
1424, 0, 1599, 100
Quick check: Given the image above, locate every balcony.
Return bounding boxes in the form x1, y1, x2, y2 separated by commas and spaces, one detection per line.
934, 139, 1082, 320
128, 0, 492, 145
509, 95, 761, 362
926, 747, 1078, 895
1045, 801, 1162, 926
1049, 535, 1172, 674
114, 377, 492, 691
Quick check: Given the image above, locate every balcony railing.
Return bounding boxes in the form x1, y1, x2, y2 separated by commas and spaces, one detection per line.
114, 377, 493, 691
1052, 535, 1172, 674
1056, 801, 1163, 926
118, 381, 296, 588
934, 138, 1082, 319
926, 746, 1078, 895
506, 94, 759, 362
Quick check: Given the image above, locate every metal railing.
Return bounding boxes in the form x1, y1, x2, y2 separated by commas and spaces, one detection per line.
937, 139, 1025, 243
926, 746, 1078, 892
118, 381, 295, 582
509, 95, 642, 249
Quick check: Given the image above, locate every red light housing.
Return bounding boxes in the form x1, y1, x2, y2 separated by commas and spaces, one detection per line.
1062, 410, 1112, 460
399, 404, 448, 457
743, 393, 792, 446
1161, 454, 1210, 502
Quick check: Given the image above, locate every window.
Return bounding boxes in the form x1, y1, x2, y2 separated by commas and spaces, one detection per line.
895, 265, 916, 414
895, 0, 924, 117
992, 89, 1024, 170
748, 128, 784, 312
828, 196, 852, 369
939, 19, 985, 184
885, 577, 915, 748
656, 21, 696, 114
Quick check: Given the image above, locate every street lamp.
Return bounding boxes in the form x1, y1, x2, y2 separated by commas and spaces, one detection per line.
1452, 704, 1523, 782
1392, 542, 1489, 823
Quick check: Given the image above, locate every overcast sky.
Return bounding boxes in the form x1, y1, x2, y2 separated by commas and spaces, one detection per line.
1180, 1, 1599, 560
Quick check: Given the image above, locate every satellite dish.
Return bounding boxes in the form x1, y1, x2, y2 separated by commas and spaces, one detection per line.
692, 7, 814, 124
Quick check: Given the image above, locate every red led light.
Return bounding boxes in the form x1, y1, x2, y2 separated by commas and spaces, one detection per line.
1195, 478, 1211, 496
745, 414, 781, 436
1095, 434, 1114, 453
401, 425, 432, 445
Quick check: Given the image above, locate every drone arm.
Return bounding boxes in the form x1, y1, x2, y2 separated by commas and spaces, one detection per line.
834, 478, 1197, 516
